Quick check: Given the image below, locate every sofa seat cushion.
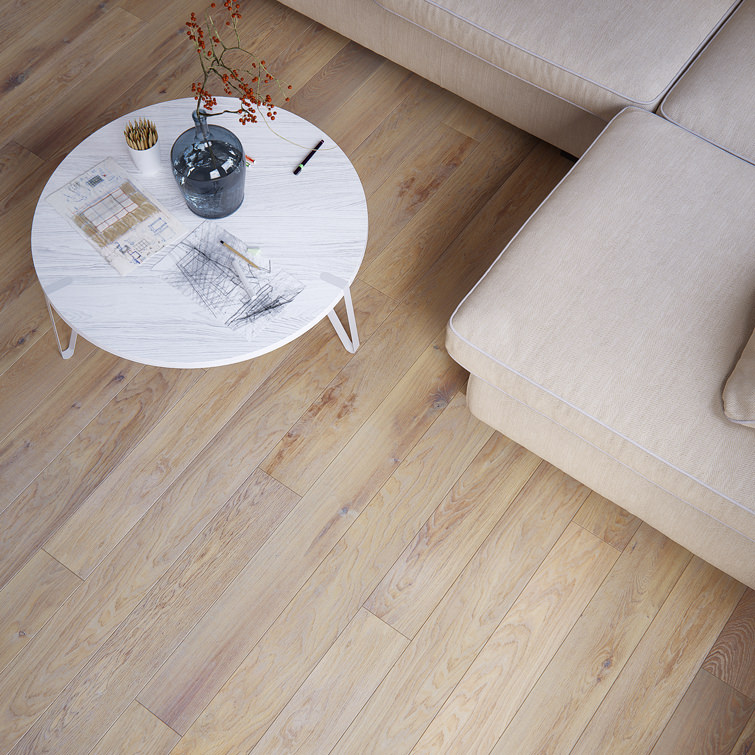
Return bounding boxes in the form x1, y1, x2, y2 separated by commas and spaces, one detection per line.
372, 0, 739, 118
660, 0, 755, 165
447, 108, 755, 546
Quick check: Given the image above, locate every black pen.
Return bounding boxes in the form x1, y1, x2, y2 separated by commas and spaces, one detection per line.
294, 139, 324, 175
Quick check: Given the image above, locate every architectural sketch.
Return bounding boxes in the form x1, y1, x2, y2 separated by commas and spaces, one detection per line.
47, 157, 185, 275
156, 221, 304, 339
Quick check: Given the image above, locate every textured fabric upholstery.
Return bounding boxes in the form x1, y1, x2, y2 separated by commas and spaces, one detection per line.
661, 0, 755, 165
373, 0, 739, 117
277, 0, 606, 154
447, 108, 755, 584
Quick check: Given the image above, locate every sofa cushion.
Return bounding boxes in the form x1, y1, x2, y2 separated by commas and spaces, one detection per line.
447, 108, 755, 546
372, 0, 739, 118
724, 327, 755, 426
660, 0, 755, 165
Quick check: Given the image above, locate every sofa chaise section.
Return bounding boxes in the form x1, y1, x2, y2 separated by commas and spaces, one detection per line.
446, 108, 755, 587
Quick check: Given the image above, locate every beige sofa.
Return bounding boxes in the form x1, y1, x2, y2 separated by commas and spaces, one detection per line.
276, 0, 741, 156
276, 0, 755, 587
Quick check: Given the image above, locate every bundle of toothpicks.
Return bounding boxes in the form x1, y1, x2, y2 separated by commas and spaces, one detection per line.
124, 118, 158, 150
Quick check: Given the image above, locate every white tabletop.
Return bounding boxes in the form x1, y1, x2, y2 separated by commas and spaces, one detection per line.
31, 98, 368, 368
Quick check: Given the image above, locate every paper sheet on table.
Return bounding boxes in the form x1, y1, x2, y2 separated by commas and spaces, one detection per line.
154, 220, 304, 339
46, 157, 185, 275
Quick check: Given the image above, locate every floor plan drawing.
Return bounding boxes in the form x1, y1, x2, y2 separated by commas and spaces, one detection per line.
47, 157, 185, 275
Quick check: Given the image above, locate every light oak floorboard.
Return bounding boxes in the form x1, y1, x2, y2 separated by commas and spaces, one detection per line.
731, 708, 755, 755
703, 588, 755, 699
5, 9, 143, 152
651, 669, 755, 755
91, 701, 179, 755
0, 365, 199, 590
0, 550, 81, 673
492, 523, 691, 754
571, 558, 745, 754
0, 282, 51, 375
364, 433, 540, 638
331, 464, 591, 754
143, 335, 469, 743
11, 471, 299, 755
0, 349, 135, 506
0, 330, 96, 443
315, 60, 419, 156
0, 170, 58, 315
286, 40, 384, 128
350, 80, 462, 198
43, 350, 289, 578
412, 523, 619, 754
142, 393, 490, 745
0, 142, 45, 203
358, 122, 479, 269
359, 122, 537, 301
574, 490, 643, 550
251, 608, 408, 754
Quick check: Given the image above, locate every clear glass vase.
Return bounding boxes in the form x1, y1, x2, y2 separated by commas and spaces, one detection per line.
170, 109, 246, 218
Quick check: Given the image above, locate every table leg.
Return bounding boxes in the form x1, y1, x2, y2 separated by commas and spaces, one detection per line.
45, 296, 78, 359
322, 272, 359, 353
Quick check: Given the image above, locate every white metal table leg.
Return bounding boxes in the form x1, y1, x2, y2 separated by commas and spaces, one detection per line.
321, 272, 359, 353
45, 296, 78, 359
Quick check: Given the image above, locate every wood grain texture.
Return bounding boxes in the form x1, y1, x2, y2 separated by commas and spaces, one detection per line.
11, 471, 299, 755
651, 669, 755, 755
91, 702, 179, 755
250, 609, 408, 754
286, 40, 384, 127
703, 588, 755, 699
364, 434, 540, 637
574, 490, 642, 550
731, 708, 755, 755
0, 282, 51, 374
572, 558, 745, 754
0, 348, 135, 506
0, 166, 56, 318
259, 141, 533, 494
6, 8, 143, 152
141, 393, 488, 747
0, 550, 81, 672
12, 5, 185, 160
0, 143, 45, 203
359, 122, 478, 269
359, 122, 537, 301
350, 79, 461, 197
0, 365, 197, 590
493, 524, 691, 755
315, 59, 419, 155
43, 350, 287, 577
331, 464, 591, 754
412, 523, 618, 754
144, 336, 469, 744
0, 330, 96, 443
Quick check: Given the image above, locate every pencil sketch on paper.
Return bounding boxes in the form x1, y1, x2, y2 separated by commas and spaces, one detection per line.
47, 158, 185, 275
156, 221, 304, 339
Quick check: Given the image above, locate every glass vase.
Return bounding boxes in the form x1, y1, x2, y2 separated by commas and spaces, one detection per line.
170, 109, 246, 218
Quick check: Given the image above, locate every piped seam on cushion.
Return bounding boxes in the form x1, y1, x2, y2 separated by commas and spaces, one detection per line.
372, 0, 741, 106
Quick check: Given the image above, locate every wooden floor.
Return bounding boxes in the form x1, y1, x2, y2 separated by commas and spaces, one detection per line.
1, 1, 754, 752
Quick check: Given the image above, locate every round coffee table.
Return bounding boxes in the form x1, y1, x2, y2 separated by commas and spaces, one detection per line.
31, 98, 368, 368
